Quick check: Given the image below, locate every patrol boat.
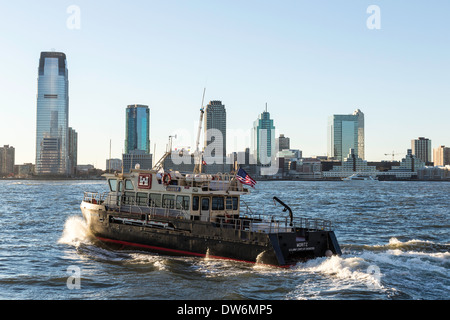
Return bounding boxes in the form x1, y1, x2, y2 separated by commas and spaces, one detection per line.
80, 161, 341, 267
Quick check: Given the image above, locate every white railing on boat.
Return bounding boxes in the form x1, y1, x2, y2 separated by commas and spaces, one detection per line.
82, 192, 333, 233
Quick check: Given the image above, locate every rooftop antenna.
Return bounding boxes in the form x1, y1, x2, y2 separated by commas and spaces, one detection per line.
265, 102, 267, 112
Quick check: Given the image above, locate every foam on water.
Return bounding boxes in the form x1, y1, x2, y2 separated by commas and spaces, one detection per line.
58, 215, 92, 246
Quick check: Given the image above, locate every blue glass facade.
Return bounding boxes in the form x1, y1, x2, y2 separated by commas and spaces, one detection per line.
35, 52, 69, 175
252, 109, 275, 165
125, 105, 150, 154
327, 109, 365, 161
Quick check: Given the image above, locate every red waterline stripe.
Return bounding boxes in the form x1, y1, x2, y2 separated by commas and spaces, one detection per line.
95, 236, 290, 268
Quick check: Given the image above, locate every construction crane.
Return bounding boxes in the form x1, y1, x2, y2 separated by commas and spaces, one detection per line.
193, 88, 206, 173
384, 151, 402, 161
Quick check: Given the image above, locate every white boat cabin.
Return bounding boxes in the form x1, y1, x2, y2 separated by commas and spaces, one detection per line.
103, 169, 250, 222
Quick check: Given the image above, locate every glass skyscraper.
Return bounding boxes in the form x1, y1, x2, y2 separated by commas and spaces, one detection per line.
328, 109, 365, 161
252, 106, 276, 165
123, 104, 152, 172
35, 52, 70, 175
125, 104, 150, 154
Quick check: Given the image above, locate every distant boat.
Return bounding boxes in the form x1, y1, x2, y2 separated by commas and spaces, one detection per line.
342, 173, 378, 181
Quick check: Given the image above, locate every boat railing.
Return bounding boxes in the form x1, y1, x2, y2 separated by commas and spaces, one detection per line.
83, 192, 108, 205
84, 191, 333, 233
215, 215, 333, 234
99, 192, 190, 220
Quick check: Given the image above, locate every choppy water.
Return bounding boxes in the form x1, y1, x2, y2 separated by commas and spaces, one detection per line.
0, 179, 448, 300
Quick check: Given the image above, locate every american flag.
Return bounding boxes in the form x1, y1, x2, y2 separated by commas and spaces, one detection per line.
236, 168, 256, 188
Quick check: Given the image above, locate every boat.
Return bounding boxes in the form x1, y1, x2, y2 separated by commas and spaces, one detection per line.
342, 173, 378, 181
79, 102, 341, 267
80, 163, 341, 267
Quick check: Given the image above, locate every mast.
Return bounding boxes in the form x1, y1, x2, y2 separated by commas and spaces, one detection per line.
194, 88, 206, 174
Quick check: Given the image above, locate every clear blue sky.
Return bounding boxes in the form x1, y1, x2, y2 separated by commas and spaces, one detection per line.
1, 0, 449, 169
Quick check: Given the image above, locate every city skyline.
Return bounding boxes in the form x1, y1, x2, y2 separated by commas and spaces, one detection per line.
1, 1, 449, 169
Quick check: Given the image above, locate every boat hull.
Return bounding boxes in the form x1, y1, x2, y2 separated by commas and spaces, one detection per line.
81, 201, 341, 267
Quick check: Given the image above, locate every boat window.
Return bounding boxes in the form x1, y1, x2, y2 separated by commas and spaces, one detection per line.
212, 196, 224, 211
108, 179, 117, 192
125, 179, 134, 190
118, 180, 123, 192
149, 193, 161, 207
233, 197, 238, 210
163, 194, 175, 209
136, 192, 148, 206
176, 195, 190, 210
201, 198, 209, 211
123, 192, 135, 205
192, 196, 199, 211
225, 197, 232, 210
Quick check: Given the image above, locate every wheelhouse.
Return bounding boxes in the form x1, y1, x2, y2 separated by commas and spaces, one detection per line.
103, 169, 247, 222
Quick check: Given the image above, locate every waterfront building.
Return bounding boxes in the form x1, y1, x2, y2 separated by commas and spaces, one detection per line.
411, 137, 432, 165
123, 151, 152, 172
204, 100, 226, 157
277, 134, 290, 151
252, 105, 276, 165
418, 165, 450, 180
384, 149, 425, 179
68, 127, 78, 175
433, 145, 450, 166
125, 104, 150, 154
327, 109, 364, 161
106, 158, 122, 172
123, 104, 152, 172
0, 145, 15, 176
322, 148, 377, 178
35, 51, 70, 175
14, 163, 35, 178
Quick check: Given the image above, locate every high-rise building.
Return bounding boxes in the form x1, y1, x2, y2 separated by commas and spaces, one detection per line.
0, 145, 15, 176
252, 105, 276, 165
35, 51, 70, 175
204, 100, 226, 157
277, 134, 290, 151
411, 137, 432, 165
123, 104, 152, 172
328, 109, 364, 161
125, 104, 150, 154
68, 127, 78, 175
433, 145, 450, 166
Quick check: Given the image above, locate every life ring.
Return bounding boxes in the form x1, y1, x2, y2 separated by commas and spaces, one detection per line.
162, 173, 171, 186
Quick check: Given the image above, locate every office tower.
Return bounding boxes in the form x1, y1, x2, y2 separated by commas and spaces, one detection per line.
123, 104, 152, 172
277, 134, 290, 151
328, 109, 365, 161
204, 100, 226, 157
125, 104, 150, 154
68, 127, 77, 175
35, 51, 70, 175
0, 145, 15, 176
411, 137, 432, 164
252, 105, 276, 165
433, 145, 450, 166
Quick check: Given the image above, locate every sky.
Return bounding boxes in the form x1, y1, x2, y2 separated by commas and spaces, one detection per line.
0, 0, 449, 169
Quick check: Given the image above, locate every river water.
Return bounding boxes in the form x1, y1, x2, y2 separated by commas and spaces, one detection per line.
0, 179, 448, 300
